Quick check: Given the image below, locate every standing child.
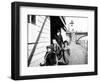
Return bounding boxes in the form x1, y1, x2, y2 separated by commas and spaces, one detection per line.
63, 40, 70, 65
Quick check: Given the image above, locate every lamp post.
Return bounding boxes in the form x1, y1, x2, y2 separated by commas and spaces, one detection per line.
67, 20, 74, 32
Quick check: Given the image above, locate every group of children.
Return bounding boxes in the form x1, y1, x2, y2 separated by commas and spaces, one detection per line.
40, 39, 70, 66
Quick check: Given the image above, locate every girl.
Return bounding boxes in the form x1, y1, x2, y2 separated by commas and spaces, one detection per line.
63, 40, 70, 65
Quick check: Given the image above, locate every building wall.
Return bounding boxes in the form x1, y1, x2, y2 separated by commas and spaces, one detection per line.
28, 15, 51, 66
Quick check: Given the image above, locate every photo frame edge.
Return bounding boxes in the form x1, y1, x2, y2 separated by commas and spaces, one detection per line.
11, 1, 98, 80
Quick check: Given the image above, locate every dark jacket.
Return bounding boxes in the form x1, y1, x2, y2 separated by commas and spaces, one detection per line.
55, 34, 63, 48
45, 52, 56, 66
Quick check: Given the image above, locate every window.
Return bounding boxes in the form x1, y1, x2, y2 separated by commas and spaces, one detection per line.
28, 15, 36, 24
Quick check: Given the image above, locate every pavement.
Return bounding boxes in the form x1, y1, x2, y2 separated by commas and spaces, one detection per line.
29, 41, 88, 67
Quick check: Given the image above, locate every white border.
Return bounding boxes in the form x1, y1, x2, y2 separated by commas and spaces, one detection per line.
20, 6, 95, 76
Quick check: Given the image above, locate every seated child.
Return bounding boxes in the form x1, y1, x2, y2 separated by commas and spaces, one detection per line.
40, 45, 57, 66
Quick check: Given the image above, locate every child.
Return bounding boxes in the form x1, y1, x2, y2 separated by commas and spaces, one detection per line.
63, 40, 70, 64
40, 45, 57, 66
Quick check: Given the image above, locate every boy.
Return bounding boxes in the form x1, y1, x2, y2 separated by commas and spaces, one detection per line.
40, 45, 57, 66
